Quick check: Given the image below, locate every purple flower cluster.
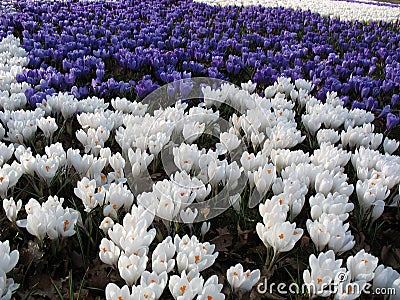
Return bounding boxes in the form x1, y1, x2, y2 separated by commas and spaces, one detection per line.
1, 0, 399, 129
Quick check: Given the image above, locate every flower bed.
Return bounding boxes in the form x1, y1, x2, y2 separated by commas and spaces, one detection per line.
0, 0, 398, 131
194, 0, 400, 22
0, 0, 400, 299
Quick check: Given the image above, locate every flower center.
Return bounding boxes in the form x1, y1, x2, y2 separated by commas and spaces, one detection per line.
180, 285, 186, 294
63, 220, 70, 232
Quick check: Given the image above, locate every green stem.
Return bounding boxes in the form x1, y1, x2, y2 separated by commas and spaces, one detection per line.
267, 251, 279, 272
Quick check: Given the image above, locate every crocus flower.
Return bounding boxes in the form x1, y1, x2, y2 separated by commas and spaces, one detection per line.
105, 283, 132, 300
386, 113, 400, 131
2, 197, 22, 223
383, 137, 399, 154
99, 238, 120, 267
200, 222, 211, 239
37, 116, 58, 139
131, 285, 156, 300
306, 219, 330, 252
140, 271, 168, 300
268, 221, 303, 254
0, 240, 19, 274
346, 250, 378, 282
197, 275, 225, 300
303, 250, 346, 298
373, 265, 400, 292
226, 263, 260, 293
118, 253, 148, 286
99, 217, 115, 235
169, 269, 204, 300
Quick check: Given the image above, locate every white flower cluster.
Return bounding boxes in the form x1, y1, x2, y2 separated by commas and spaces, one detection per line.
65, 74, 397, 299
137, 169, 213, 223
303, 92, 375, 137
194, 77, 400, 298
0, 36, 29, 111
16, 196, 80, 241
0, 108, 44, 145
354, 146, 400, 222
194, 0, 400, 22
0, 0, 16, 14
100, 205, 224, 300
13, 143, 66, 186
303, 249, 400, 299
226, 263, 260, 293
0, 240, 19, 300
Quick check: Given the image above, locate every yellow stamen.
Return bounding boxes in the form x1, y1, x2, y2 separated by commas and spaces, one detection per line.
180, 285, 186, 294
63, 220, 69, 232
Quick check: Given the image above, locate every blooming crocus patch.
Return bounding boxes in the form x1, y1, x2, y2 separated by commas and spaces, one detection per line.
0, 0, 399, 299
0, 0, 398, 131
195, 0, 400, 22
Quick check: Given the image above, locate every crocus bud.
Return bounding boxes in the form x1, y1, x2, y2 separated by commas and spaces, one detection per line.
3, 197, 22, 223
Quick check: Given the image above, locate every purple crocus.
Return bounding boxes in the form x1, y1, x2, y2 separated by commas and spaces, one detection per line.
386, 113, 400, 131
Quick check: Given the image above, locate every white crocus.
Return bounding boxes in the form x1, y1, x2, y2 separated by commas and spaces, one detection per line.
131, 285, 156, 300
320, 214, 355, 254
0, 143, 13, 167
268, 221, 303, 254
169, 270, 204, 300
2, 197, 22, 223
303, 250, 345, 298
45, 143, 67, 167
74, 177, 104, 212
333, 270, 366, 300
252, 164, 276, 196
201, 222, 211, 239
0, 240, 19, 274
118, 253, 148, 286
57, 209, 79, 238
152, 253, 175, 275
37, 116, 58, 139
183, 121, 205, 144
180, 207, 198, 224
315, 170, 334, 196
140, 271, 168, 299
128, 148, 154, 178
226, 263, 260, 293
105, 283, 132, 300
0, 162, 23, 198
383, 137, 399, 155
197, 275, 225, 300
346, 250, 378, 282
35, 156, 59, 185
218, 131, 241, 153
99, 238, 120, 267
373, 265, 400, 292
241, 80, 257, 93
306, 219, 330, 252
99, 217, 115, 235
